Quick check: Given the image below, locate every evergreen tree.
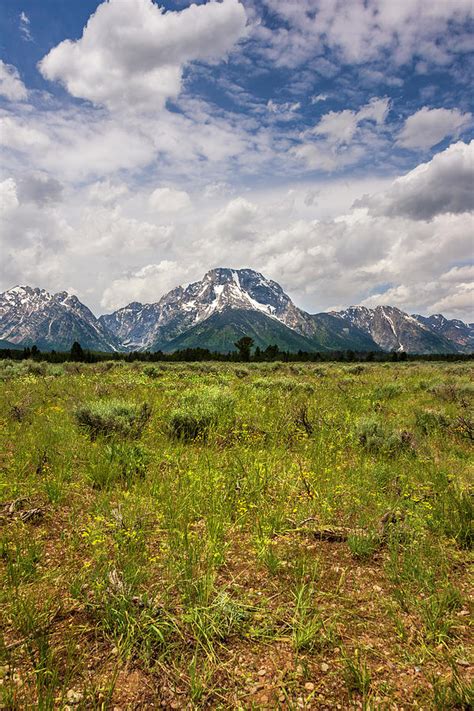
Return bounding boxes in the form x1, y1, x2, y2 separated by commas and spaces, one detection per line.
70, 341, 84, 361
234, 336, 254, 361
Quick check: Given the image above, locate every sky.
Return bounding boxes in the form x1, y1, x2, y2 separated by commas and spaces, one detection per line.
0, 0, 473, 320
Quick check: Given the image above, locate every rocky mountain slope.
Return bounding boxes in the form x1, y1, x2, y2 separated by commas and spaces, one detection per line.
101, 268, 379, 352
334, 305, 458, 354
1, 270, 471, 354
0, 286, 119, 351
413, 314, 474, 353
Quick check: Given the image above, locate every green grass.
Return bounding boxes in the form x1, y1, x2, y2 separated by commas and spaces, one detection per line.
0, 359, 472, 708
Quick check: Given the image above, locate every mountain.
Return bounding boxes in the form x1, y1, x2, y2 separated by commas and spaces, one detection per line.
0, 338, 22, 350
334, 305, 456, 354
101, 268, 381, 353
0, 286, 119, 351
1, 271, 471, 354
160, 307, 317, 353
413, 314, 474, 353
307, 313, 381, 352
100, 268, 313, 350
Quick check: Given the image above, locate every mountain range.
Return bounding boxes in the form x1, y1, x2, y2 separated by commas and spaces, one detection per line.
0, 268, 472, 354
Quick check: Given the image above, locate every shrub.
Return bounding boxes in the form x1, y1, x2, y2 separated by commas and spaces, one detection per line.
430, 382, 474, 403
347, 365, 365, 375
357, 418, 415, 455
451, 415, 474, 441
143, 365, 163, 379
373, 383, 404, 400
415, 409, 450, 434
75, 400, 151, 440
169, 388, 235, 442
25, 361, 48, 376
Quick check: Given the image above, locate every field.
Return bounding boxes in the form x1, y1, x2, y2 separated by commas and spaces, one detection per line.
0, 359, 472, 710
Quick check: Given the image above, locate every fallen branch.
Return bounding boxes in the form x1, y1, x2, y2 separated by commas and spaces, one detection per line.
282, 511, 400, 543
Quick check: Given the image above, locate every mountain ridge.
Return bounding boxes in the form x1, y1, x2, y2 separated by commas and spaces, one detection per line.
1, 270, 472, 354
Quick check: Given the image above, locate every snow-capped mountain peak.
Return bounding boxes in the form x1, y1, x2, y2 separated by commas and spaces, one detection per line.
2, 270, 472, 354
0, 285, 118, 351
335, 304, 464, 353
100, 267, 308, 349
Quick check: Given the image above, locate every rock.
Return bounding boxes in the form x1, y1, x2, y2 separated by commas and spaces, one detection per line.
304, 682, 315, 691
321, 662, 329, 673
66, 689, 83, 704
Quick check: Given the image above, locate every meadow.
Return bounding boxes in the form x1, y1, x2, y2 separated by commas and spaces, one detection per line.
0, 359, 472, 709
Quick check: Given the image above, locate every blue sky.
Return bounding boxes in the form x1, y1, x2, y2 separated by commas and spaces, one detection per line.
0, 0, 473, 318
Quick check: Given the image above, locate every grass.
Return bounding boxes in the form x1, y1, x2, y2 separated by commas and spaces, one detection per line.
0, 359, 472, 708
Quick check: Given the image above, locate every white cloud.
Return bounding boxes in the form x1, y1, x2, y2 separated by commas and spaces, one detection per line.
397, 107, 472, 149
311, 94, 328, 104
267, 99, 301, 121
0, 116, 49, 150
258, 0, 474, 70
205, 197, 259, 242
87, 180, 129, 205
101, 261, 192, 310
1, 148, 472, 321
0, 178, 19, 212
313, 97, 390, 144
19, 11, 32, 41
359, 140, 474, 219
149, 187, 191, 213
39, 0, 247, 111
293, 97, 390, 171
0, 61, 28, 101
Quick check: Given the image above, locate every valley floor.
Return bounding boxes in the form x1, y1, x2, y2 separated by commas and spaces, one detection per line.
0, 360, 472, 709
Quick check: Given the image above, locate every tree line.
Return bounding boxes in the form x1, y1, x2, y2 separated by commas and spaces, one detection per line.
0, 338, 472, 364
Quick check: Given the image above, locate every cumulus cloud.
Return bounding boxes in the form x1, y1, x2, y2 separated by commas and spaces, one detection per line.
358, 140, 474, 219
16, 173, 63, 206
205, 197, 259, 242
397, 107, 472, 149
0, 178, 19, 212
101, 261, 192, 310
39, 0, 247, 110
149, 187, 191, 214
0, 116, 49, 150
313, 97, 390, 144
0, 60, 28, 101
293, 97, 389, 171
87, 180, 129, 205
257, 0, 474, 69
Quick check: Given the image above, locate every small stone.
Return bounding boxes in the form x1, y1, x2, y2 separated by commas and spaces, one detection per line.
373, 584, 382, 592
321, 663, 329, 673
304, 682, 315, 691
258, 668, 266, 676
66, 690, 83, 704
